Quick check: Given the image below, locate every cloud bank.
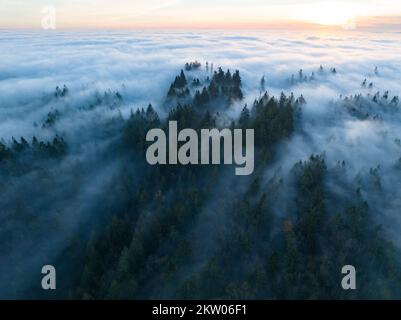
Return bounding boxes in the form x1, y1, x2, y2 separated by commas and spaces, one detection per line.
1, 29, 401, 298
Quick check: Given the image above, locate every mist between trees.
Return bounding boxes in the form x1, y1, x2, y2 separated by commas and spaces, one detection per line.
1, 30, 401, 299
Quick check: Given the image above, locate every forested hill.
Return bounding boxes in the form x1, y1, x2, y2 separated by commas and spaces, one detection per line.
1, 62, 401, 299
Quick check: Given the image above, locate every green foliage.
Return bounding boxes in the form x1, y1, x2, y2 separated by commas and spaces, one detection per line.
166, 66, 243, 108
250, 92, 297, 147
124, 104, 160, 151
0, 135, 67, 172
8, 67, 400, 300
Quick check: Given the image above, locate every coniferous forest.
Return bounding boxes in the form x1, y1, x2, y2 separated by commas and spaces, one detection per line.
2, 54, 401, 300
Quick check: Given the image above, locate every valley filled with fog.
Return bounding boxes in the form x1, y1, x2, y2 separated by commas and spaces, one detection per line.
1, 29, 401, 299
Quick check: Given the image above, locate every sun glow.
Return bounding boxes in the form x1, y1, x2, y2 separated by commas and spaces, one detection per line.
293, 2, 364, 26
0, 0, 400, 29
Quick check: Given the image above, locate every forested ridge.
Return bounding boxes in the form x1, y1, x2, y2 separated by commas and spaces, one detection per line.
1, 62, 401, 299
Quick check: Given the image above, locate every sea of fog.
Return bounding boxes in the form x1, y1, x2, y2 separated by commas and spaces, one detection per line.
1, 29, 401, 297
1, 29, 401, 140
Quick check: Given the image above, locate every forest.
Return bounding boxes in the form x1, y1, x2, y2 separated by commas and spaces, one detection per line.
1, 60, 401, 300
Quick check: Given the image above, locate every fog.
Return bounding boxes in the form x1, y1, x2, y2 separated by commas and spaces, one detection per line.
1, 29, 401, 298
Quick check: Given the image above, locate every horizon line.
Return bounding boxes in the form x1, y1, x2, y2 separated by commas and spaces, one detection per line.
1, 23, 400, 32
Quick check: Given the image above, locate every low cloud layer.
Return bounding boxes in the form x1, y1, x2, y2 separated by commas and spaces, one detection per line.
1, 29, 401, 298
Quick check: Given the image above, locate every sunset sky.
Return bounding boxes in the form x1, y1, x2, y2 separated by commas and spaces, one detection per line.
1, 0, 401, 29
